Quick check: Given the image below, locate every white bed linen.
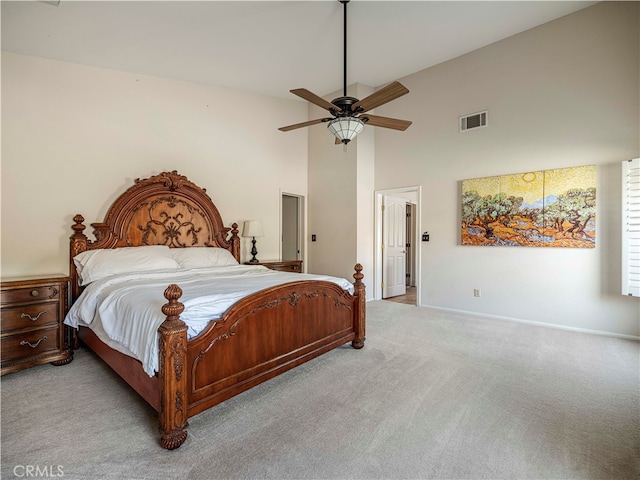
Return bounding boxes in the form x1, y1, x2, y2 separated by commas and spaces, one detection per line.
64, 264, 354, 376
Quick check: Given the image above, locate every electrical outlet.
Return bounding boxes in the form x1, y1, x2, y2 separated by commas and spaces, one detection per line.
474, 289, 481, 297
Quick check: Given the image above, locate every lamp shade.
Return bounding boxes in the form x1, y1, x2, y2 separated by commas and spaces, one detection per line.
327, 116, 364, 144
242, 220, 263, 238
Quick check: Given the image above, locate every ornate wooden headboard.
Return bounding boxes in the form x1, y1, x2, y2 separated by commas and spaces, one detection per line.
69, 171, 240, 301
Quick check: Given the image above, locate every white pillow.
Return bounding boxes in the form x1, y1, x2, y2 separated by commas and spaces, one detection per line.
170, 247, 239, 269
74, 245, 180, 286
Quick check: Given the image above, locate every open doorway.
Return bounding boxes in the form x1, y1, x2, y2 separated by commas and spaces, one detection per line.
281, 193, 304, 265
375, 187, 421, 306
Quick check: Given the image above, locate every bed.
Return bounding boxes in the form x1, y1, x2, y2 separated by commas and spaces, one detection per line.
66, 170, 366, 450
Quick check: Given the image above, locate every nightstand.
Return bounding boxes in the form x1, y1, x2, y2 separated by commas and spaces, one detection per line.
245, 260, 303, 273
1, 275, 74, 376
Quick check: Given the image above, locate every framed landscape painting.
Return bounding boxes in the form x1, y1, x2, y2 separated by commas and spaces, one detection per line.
461, 165, 596, 247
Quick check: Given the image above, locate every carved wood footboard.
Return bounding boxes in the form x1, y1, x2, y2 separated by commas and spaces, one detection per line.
158, 265, 365, 449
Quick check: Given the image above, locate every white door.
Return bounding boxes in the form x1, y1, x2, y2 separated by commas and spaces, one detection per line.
382, 195, 407, 298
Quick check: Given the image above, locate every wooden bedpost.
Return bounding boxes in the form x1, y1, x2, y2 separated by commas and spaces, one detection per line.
352, 264, 366, 349
158, 284, 189, 450
229, 222, 241, 263
69, 215, 90, 350
70, 215, 89, 303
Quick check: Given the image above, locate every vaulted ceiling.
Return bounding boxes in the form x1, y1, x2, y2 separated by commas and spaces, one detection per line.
2, 1, 596, 99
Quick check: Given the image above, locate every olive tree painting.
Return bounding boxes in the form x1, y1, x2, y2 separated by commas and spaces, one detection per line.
461, 165, 596, 247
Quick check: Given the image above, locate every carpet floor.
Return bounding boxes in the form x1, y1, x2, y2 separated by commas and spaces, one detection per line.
1, 301, 638, 480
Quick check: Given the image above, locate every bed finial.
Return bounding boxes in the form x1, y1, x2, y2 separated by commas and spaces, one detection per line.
161, 284, 185, 320
71, 214, 86, 234
353, 263, 363, 285
158, 284, 189, 450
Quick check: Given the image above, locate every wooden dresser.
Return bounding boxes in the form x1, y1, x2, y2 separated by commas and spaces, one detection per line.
245, 260, 303, 273
1, 275, 74, 376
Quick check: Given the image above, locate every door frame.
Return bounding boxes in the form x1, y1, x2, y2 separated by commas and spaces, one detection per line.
280, 191, 305, 269
374, 186, 421, 304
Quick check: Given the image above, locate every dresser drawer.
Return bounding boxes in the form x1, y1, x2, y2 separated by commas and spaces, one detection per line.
1, 284, 61, 305
1, 275, 73, 375
246, 260, 303, 273
1, 301, 60, 333
1, 327, 61, 363
280, 263, 302, 273
270, 264, 301, 272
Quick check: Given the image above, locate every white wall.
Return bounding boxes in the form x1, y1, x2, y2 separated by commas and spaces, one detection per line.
355, 85, 376, 299
374, 2, 640, 337
307, 89, 357, 280
307, 83, 375, 297
1, 53, 309, 276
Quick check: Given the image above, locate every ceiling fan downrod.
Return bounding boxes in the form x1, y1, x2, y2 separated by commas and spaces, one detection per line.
340, 0, 349, 98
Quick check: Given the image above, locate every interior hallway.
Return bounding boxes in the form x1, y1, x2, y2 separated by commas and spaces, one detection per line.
384, 286, 416, 306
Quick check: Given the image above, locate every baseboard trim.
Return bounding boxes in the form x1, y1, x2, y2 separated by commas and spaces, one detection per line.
420, 304, 640, 341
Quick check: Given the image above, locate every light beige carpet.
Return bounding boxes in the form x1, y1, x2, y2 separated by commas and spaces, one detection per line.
2, 301, 638, 479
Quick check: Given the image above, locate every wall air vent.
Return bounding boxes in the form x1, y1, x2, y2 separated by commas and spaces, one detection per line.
460, 111, 488, 132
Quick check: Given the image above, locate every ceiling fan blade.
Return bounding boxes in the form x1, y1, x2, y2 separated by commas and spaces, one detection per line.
361, 114, 412, 131
352, 81, 409, 113
290, 89, 336, 111
278, 118, 332, 132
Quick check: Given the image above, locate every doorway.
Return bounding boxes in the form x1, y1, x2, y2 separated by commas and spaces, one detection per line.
382, 194, 408, 298
281, 193, 304, 264
375, 187, 421, 305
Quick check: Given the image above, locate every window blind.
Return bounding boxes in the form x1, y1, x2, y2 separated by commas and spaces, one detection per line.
622, 158, 640, 297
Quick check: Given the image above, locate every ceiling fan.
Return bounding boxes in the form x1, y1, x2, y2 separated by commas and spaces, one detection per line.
279, 0, 412, 145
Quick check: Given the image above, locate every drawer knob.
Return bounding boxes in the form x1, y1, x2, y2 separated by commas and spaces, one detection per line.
20, 310, 47, 322
30, 290, 39, 297
20, 336, 48, 349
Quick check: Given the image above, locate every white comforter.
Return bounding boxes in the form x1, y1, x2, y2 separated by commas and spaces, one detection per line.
64, 265, 354, 376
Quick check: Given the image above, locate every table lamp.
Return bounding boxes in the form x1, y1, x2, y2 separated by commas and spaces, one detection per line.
242, 220, 264, 263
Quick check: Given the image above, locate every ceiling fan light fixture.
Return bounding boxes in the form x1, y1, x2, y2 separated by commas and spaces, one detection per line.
327, 116, 364, 144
